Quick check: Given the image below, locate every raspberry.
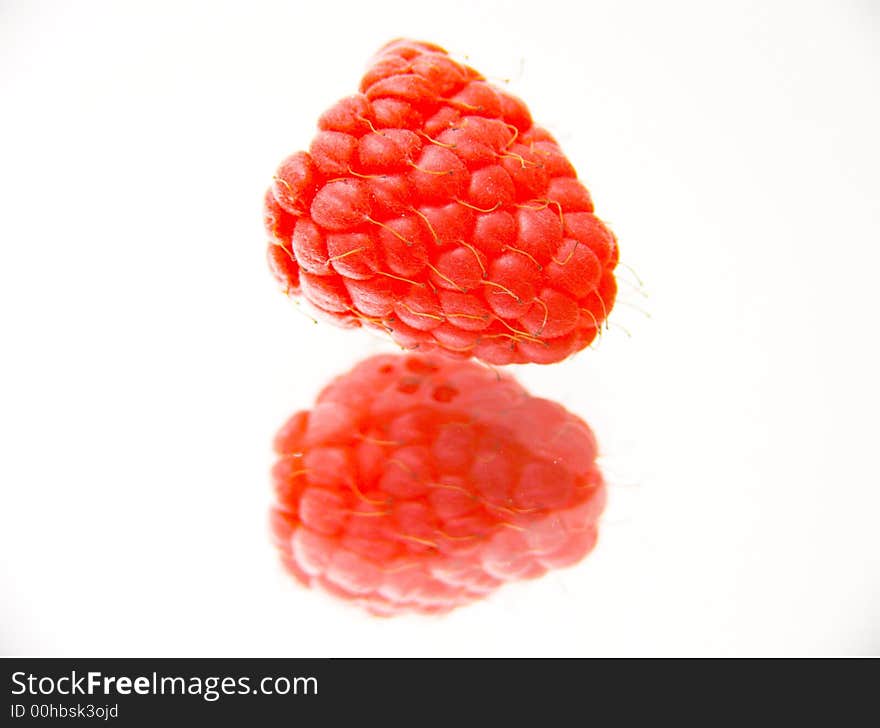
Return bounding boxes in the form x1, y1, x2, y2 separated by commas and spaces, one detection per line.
265, 39, 619, 365
270, 353, 606, 616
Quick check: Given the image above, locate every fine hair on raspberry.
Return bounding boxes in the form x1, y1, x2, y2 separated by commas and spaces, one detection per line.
265, 38, 619, 366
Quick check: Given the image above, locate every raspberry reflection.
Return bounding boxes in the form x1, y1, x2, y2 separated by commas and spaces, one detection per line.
270, 353, 605, 616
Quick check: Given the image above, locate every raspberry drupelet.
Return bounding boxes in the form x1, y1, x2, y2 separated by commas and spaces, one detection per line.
270, 353, 606, 616
265, 39, 619, 365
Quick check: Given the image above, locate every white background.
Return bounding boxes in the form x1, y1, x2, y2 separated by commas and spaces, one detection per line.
1, 0, 878, 656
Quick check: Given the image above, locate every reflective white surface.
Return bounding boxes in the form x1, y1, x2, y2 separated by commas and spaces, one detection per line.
1, 0, 878, 656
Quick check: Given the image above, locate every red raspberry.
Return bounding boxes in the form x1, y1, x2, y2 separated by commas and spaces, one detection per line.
265, 39, 619, 365
270, 353, 606, 616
